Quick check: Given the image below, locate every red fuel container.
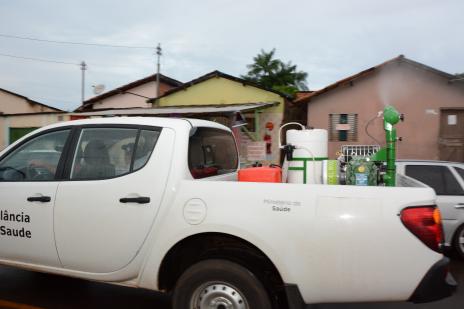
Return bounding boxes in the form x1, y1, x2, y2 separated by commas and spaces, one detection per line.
238, 165, 282, 183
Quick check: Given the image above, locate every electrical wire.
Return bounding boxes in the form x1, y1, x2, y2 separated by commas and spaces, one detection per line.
0, 52, 79, 66
0, 52, 140, 69
365, 114, 382, 145
0, 33, 154, 49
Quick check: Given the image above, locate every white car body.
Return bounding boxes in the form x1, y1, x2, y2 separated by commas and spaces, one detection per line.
0, 117, 456, 308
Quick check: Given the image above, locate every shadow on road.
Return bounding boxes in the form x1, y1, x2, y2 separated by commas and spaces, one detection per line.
0, 259, 462, 309
0, 266, 170, 309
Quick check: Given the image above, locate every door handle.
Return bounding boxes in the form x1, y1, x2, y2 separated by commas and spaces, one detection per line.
27, 196, 51, 203
119, 197, 150, 204
455, 203, 464, 209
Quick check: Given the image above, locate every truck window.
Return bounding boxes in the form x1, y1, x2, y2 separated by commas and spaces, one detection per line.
0, 130, 69, 181
133, 130, 160, 170
405, 165, 464, 196
188, 127, 238, 179
70, 128, 160, 180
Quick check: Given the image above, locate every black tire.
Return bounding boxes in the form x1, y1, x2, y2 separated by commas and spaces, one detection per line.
172, 259, 272, 309
453, 224, 464, 259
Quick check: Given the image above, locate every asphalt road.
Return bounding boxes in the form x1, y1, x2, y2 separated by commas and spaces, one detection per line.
0, 259, 462, 309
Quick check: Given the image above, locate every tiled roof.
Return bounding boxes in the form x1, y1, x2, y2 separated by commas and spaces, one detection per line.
294, 55, 454, 104
294, 91, 314, 101
148, 70, 291, 103
77, 73, 183, 110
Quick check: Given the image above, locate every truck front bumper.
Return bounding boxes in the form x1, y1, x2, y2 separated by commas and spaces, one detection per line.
408, 257, 457, 303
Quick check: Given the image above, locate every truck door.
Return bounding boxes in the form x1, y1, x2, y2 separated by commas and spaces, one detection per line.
54, 126, 173, 273
0, 129, 70, 266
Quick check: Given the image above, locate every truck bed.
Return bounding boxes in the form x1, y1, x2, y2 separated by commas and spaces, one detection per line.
157, 177, 441, 304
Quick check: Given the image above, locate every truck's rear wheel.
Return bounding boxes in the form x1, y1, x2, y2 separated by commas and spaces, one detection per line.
172, 259, 272, 309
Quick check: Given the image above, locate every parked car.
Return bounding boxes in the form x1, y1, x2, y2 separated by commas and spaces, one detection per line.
396, 160, 464, 258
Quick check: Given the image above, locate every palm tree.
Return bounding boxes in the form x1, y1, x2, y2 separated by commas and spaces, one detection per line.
241, 49, 308, 96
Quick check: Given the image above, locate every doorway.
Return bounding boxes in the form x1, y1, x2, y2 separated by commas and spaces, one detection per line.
439, 108, 464, 162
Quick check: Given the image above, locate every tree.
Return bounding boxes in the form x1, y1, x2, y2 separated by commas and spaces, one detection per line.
241, 49, 308, 96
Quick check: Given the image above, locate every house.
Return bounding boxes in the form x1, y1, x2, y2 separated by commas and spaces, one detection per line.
73, 70, 296, 164
150, 70, 294, 163
75, 73, 183, 112
1, 71, 302, 161
294, 55, 464, 162
0, 88, 61, 114
0, 88, 66, 149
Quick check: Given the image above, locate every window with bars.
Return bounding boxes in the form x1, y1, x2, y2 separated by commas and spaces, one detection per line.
329, 113, 358, 142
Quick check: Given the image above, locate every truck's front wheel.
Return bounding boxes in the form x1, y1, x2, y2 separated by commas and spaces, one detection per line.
172, 259, 272, 309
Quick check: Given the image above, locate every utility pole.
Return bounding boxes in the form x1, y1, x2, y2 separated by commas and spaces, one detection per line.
155, 43, 162, 100
80, 61, 87, 105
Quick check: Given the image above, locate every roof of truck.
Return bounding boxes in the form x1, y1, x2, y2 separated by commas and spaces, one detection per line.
32, 116, 230, 133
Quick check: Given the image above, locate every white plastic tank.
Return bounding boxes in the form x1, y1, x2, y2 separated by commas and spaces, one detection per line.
286, 129, 328, 184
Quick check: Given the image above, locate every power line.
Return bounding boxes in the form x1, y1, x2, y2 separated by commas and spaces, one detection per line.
0, 33, 154, 49
0, 52, 78, 66
0, 51, 154, 70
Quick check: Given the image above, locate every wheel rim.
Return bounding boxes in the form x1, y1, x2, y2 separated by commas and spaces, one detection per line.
459, 228, 464, 254
191, 281, 249, 309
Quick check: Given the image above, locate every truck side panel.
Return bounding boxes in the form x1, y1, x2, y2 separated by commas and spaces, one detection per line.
140, 180, 441, 304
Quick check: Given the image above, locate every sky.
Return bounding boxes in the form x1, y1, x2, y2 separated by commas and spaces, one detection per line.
0, 0, 463, 111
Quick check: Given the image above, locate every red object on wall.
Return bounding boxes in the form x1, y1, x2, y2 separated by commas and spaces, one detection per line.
238, 165, 282, 183
263, 121, 274, 155
70, 115, 89, 121
265, 122, 274, 130
263, 134, 272, 154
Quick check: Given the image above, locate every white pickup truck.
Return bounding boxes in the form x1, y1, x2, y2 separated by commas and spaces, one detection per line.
0, 117, 456, 309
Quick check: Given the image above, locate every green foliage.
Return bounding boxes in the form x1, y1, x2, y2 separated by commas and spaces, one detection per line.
241, 49, 308, 97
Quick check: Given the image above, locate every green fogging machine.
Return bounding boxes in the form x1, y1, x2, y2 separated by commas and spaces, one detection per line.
279, 105, 404, 187
340, 105, 404, 187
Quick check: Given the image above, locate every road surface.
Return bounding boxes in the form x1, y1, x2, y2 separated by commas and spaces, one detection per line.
0, 259, 462, 309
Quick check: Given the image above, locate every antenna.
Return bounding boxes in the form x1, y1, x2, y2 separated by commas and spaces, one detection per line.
92, 84, 105, 95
